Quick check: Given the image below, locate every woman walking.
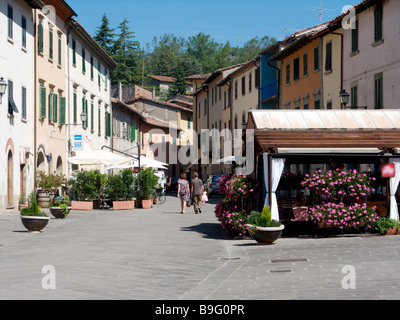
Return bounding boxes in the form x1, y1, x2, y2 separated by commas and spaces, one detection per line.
177, 173, 190, 214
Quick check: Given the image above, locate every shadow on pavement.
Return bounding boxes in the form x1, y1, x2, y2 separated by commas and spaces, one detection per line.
180, 223, 230, 240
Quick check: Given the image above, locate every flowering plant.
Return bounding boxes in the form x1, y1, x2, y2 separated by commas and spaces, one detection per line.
307, 202, 378, 230
301, 169, 375, 200
214, 202, 250, 237
224, 175, 260, 200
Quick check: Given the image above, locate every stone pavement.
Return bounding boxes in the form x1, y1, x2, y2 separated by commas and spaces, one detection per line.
1, 195, 400, 300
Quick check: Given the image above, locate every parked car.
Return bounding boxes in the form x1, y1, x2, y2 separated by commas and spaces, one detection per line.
166, 177, 179, 193
206, 174, 223, 197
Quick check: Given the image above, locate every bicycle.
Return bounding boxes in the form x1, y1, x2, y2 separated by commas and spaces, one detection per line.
153, 187, 166, 205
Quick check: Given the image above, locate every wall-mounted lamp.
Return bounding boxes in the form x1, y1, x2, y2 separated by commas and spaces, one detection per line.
339, 89, 350, 108
0, 77, 8, 104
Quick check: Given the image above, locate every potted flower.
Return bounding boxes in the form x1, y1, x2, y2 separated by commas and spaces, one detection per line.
374, 217, 400, 236
49, 195, 71, 219
134, 168, 159, 209
245, 206, 285, 244
106, 169, 136, 210
20, 200, 50, 232
18, 192, 28, 211
68, 170, 103, 211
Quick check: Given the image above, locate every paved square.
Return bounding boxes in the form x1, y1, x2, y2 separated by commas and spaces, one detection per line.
1, 196, 400, 300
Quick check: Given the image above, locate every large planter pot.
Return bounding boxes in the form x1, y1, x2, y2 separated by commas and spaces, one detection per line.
37, 190, 50, 208
113, 200, 135, 211
18, 203, 29, 211
49, 207, 71, 219
71, 201, 93, 211
21, 215, 50, 232
141, 199, 153, 209
247, 224, 285, 244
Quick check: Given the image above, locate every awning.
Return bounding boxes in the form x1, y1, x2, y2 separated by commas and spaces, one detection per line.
277, 148, 382, 154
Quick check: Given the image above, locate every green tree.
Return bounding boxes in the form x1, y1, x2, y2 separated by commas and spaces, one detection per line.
167, 64, 188, 99
112, 18, 143, 85
186, 32, 219, 74
93, 14, 115, 56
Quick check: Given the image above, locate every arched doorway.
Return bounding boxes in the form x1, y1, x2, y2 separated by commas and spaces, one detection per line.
37, 151, 45, 173
7, 150, 13, 207
56, 156, 63, 175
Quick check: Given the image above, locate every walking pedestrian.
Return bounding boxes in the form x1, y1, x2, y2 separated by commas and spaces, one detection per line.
202, 190, 208, 206
177, 173, 190, 214
191, 173, 204, 214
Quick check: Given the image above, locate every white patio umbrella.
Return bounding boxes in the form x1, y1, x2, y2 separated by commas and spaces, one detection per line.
212, 156, 246, 165
139, 156, 168, 169
68, 150, 132, 166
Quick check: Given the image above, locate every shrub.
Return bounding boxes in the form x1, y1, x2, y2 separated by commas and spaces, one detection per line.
374, 217, 400, 235
106, 169, 136, 200
20, 200, 47, 217
134, 168, 159, 200
68, 170, 104, 201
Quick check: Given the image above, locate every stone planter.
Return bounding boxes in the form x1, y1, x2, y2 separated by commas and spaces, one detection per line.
49, 207, 71, 219
20, 216, 50, 232
141, 199, 153, 209
247, 224, 285, 244
113, 200, 135, 211
71, 201, 93, 211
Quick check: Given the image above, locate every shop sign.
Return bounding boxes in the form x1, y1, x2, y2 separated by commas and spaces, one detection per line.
381, 163, 395, 178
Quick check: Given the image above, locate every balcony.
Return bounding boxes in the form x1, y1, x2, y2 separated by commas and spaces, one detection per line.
260, 81, 277, 102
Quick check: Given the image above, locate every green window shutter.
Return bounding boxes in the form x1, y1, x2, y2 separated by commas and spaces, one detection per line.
82, 48, 86, 73
106, 112, 111, 137
82, 97, 86, 128
40, 86, 46, 118
72, 39, 76, 65
98, 107, 101, 134
73, 92, 77, 123
53, 93, 58, 123
85, 99, 88, 128
38, 20, 43, 53
91, 103, 94, 131
59, 96, 66, 125
48, 92, 53, 120
49, 29, 53, 60
90, 56, 94, 79
131, 125, 136, 141
58, 36, 62, 65
314, 47, 319, 71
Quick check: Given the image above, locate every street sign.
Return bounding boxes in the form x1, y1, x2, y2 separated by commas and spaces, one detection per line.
73, 134, 84, 151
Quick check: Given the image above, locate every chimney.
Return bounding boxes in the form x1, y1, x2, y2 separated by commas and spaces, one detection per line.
119, 82, 122, 101
152, 87, 156, 99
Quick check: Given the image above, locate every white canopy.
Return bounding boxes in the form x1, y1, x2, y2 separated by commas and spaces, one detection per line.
212, 156, 246, 164
105, 156, 168, 171
68, 150, 132, 165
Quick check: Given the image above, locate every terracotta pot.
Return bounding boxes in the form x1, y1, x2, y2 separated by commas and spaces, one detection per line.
71, 201, 93, 211
141, 199, 153, 209
20, 215, 50, 232
385, 228, 399, 236
113, 201, 135, 211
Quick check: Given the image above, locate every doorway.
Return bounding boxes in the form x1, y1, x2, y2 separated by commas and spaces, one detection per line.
7, 150, 13, 207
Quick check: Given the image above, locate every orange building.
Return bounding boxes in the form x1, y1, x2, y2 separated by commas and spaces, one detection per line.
270, 24, 328, 110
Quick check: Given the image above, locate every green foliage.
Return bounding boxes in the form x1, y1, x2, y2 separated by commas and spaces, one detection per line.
246, 207, 281, 229
36, 171, 65, 190
134, 168, 159, 200
49, 195, 70, 216
106, 169, 136, 200
93, 13, 115, 54
68, 170, 104, 201
375, 217, 400, 235
20, 200, 47, 217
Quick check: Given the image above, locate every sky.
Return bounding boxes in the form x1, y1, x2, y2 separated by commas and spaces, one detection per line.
66, 0, 362, 49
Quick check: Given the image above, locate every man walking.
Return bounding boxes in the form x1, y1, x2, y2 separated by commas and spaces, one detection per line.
191, 173, 203, 214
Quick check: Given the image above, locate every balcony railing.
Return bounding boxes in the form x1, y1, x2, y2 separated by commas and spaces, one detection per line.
260, 81, 277, 101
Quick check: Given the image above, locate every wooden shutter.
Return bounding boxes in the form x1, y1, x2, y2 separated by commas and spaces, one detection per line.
49, 29, 53, 60
325, 42, 332, 72
40, 86, 46, 118
106, 112, 111, 137
38, 20, 43, 53
314, 47, 319, 71
91, 102, 94, 131
131, 125, 136, 141
48, 91, 54, 121
85, 99, 88, 128
53, 93, 58, 123
73, 92, 77, 123
59, 96, 66, 125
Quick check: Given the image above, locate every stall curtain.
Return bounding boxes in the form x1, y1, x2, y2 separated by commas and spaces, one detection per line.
389, 159, 400, 221
263, 154, 286, 221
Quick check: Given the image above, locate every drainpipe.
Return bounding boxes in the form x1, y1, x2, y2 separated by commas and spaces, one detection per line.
33, 9, 38, 192
267, 59, 281, 109
253, 58, 260, 109
330, 31, 344, 109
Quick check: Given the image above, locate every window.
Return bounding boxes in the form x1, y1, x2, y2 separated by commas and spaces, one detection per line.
73, 91, 77, 123
241, 76, 246, 96
82, 48, 86, 73
82, 96, 88, 128
255, 68, 260, 89
314, 99, 321, 109
325, 42, 332, 72
90, 56, 94, 80
327, 100, 332, 110
249, 72, 252, 93
204, 98, 207, 115
234, 81, 238, 99
8, 80, 18, 116
374, 6, 383, 43
105, 112, 111, 137
98, 62, 101, 86
59, 95, 66, 125
374, 73, 383, 109
49, 89, 58, 123
293, 58, 300, 81
57, 35, 62, 66
351, 84, 358, 109
224, 91, 226, 109
352, 20, 359, 53
49, 28, 53, 60
40, 85, 46, 119
314, 46, 320, 71
91, 101, 94, 132
21, 16, 27, 48
21, 87, 27, 120
98, 104, 101, 134
7, 4, 13, 39
38, 19, 44, 54
303, 53, 308, 77
286, 63, 290, 85
198, 101, 201, 118
72, 39, 76, 65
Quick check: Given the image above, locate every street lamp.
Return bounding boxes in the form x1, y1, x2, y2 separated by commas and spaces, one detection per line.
80, 111, 87, 124
0, 77, 8, 104
339, 89, 350, 108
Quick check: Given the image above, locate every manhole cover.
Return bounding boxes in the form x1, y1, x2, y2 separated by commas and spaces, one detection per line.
219, 257, 242, 261
270, 270, 292, 273
271, 259, 308, 263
